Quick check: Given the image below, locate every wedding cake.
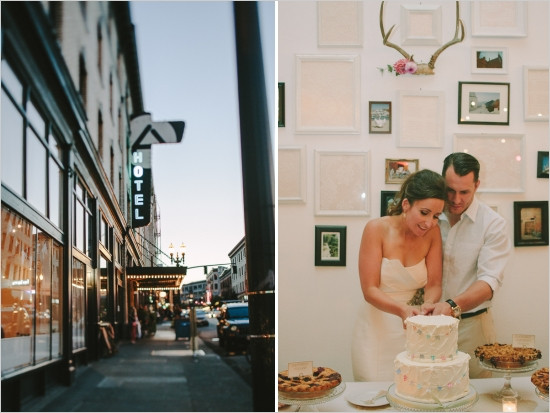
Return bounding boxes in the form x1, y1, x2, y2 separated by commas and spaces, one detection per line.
393, 315, 470, 403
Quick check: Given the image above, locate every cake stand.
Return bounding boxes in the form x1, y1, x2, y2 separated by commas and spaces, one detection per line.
386, 383, 479, 412
535, 387, 549, 402
478, 359, 539, 401
278, 382, 346, 411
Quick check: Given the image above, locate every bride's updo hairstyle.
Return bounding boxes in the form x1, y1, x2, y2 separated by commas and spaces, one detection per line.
387, 169, 447, 216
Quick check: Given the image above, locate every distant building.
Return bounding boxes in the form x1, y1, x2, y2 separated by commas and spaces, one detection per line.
228, 236, 247, 300
181, 280, 207, 304
219, 267, 234, 298
205, 266, 226, 302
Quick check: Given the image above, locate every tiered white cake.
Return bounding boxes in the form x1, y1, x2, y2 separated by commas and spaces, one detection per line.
394, 315, 470, 403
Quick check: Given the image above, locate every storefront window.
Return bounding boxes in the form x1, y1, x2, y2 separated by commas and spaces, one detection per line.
1, 91, 24, 196
52, 241, 63, 357
27, 129, 47, 216
1, 58, 65, 229
35, 232, 52, 363
1, 207, 63, 376
72, 258, 86, 350
99, 256, 109, 322
74, 178, 93, 257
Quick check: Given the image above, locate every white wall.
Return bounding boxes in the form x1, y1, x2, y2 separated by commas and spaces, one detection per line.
278, 1, 549, 382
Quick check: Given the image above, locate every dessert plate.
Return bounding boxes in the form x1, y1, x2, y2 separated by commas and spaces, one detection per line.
346, 389, 389, 407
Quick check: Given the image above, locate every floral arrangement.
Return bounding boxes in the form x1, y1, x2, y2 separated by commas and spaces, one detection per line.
379, 58, 417, 76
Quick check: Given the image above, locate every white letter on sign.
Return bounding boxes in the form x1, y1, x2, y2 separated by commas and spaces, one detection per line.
134, 194, 144, 205
133, 165, 144, 178
133, 151, 143, 164
134, 209, 144, 220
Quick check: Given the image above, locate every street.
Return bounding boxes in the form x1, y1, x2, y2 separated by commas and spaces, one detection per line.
197, 317, 252, 387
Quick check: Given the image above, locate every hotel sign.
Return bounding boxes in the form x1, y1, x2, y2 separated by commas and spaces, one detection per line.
130, 113, 185, 228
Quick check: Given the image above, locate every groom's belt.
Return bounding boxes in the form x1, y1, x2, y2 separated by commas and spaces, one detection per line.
461, 308, 488, 319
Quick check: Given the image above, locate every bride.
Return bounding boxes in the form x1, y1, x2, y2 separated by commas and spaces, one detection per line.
351, 169, 446, 381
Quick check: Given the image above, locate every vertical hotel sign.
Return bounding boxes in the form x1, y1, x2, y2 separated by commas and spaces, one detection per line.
130, 113, 185, 228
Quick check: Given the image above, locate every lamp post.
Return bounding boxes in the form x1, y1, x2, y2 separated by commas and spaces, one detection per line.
168, 242, 186, 266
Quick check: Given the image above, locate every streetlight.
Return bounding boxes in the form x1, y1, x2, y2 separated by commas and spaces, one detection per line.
168, 242, 186, 266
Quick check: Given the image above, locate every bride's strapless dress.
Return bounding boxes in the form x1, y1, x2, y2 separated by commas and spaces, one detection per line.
351, 257, 427, 381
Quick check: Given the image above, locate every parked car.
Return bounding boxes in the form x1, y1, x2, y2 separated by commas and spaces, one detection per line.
216, 302, 249, 352
194, 309, 209, 327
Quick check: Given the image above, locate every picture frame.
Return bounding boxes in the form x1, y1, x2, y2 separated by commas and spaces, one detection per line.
315, 225, 347, 266
513, 201, 549, 247
278, 146, 307, 203
318, 2, 363, 47
380, 190, 398, 217
369, 101, 392, 134
523, 66, 549, 122
385, 158, 419, 185
315, 150, 370, 216
454, 133, 524, 192
278, 82, 285, 127
458, 82, 510, 125
296, 55, 361, 134
397, 90, 444, 147
400, 4, 442, 46
471, 47, 508, 75
537, 151, 549, 178
471, 1, 527, 38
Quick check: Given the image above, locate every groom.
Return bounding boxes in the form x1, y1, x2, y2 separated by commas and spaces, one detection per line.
423, 152, 511, 378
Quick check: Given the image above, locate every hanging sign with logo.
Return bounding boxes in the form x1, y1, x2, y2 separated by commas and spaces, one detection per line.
130, 113, 185, 228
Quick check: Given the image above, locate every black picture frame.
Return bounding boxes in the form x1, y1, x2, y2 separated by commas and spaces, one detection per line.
458, 81, 510, 125
513, 201, 549, 247
314, 225, 346, 266
278, 82, 285, 127
537, 151, 549, 178
369, 101, 392, 134
380, 191, 398, 217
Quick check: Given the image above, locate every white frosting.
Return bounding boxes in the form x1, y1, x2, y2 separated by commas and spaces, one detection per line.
404, 315, 459, 363
394, 351, 471, 403
392, 315, 470, 403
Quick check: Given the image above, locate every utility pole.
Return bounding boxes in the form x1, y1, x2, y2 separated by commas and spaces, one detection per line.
233, 3, 275, 411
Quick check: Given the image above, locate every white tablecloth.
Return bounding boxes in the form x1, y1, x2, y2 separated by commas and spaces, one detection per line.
279, 377, 549, 412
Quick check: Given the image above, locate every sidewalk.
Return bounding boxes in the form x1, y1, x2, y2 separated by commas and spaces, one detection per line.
21, 323, 253, 412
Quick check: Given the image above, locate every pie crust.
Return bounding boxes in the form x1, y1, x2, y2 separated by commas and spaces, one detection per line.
531, 367, 549, 395
278, 366, 342, 396
474, 343, 542, 368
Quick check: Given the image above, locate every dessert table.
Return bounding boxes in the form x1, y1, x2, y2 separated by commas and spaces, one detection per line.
278, 377, 548, 412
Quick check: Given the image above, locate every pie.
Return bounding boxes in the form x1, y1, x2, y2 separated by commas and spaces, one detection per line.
474, 343, 542, 368
278, 366, 342, 396
531, 367, 549, 395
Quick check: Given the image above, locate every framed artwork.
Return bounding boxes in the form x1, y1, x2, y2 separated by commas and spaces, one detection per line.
397, 90, 444, 148
471, 47, 508, 75
380, 191, 398, 217
385, 158, 419, 185
369, 101, 392, 134
278, 83, 285, 127
537, 151, 549, 178
513, 201, 549, 247
296, 55, 361, 134
318, 2, 363, 47
454, 134, 524, 192
471, 2, 527, 38
523, 66, 549, 121
400, 4, 442, 46
315, 225, 347, 266
315, 151, 369, 216
278, 146, 306, 203
458, 82, 510, 125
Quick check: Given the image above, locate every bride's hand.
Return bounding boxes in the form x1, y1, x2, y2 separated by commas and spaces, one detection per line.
401, 306, 421, 329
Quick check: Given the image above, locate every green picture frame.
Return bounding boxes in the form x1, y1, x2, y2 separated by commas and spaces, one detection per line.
314, 225, 346, 266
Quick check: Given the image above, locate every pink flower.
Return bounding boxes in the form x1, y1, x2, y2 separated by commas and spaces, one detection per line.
393, 58, 408, 74
405, 61, 417, 74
